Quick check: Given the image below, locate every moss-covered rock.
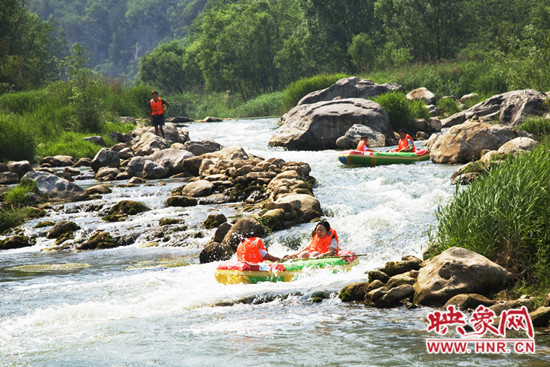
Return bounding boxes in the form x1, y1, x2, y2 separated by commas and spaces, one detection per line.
47, 220, 80, 239
339, 282, 371, 302
165, 195, 198, 207
203, 213, 227, 229
24, 207, 47, 219
102, 200, 149, 222
34, 220, 56, 228
0, 235, 35, 250
159, 218, 185, 226
76, 231, 120, 250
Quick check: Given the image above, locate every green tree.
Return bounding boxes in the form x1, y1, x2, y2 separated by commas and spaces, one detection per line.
0, 0, 58, 91
137, 41, 186, 93
375, 0, 474, 61
296, 0, 379, 72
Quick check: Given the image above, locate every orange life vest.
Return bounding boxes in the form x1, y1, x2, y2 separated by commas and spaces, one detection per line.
150, 98, 164, 116
398, 134, 416, 152
307, 229, 339, 254
357, 140, 367, 152
237, 237, 267, 263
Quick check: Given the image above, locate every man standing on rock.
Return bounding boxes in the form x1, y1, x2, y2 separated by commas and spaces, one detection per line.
148, 90, 169, 139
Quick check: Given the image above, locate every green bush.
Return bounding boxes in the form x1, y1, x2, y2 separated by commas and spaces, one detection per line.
372, 91, 416, 132
36, 132, 105, 159
0, 115, 36, 162
437, 97, 461, 116
0, 207, 25, 234
518, 117, 550, 137
281, 73, 349, 111
232, 91, 284, 117
3, 179, 39, 207
429, 143, 550, 286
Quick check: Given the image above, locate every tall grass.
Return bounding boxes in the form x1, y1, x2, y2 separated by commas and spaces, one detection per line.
429, 142, 550, 286
372, 91, 429, 132
281, 73, 349, 111
518, 117, 550, 138
232, 91, 284, 117
0, 80, 149, 162
363, 60, 508, 99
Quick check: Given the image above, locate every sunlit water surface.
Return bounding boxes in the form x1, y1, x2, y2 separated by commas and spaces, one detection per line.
1, 118, 549, 366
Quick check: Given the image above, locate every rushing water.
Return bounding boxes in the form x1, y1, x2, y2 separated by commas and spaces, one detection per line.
1, 118, 549, 366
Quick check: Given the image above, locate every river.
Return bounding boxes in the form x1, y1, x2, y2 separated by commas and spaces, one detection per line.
1, 118, 548, 366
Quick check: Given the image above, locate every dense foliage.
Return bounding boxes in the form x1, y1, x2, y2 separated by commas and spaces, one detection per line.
429, 143, 550, 287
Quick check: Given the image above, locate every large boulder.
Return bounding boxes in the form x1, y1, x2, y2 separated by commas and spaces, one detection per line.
413, 247, 512, 306
8, 160, 33, 178
149, 149, 194, 175
269, 98, 391, 150
406, 87, 436, 104
298, 77, 402, 105
141, 161, 168, 179
22, 171, 87, 201
441, 90, 547, 128
221, 216, 265, 250
184, 139, 222, 156
335, 124, 386, 149
40, 155, 74, 167
180, 180, 214, 197
199, 242, 234, 263
430, 121, 527, 164
0, 171, 19, 184
497, 136, 538, 155
132, 133, 170, 156
268, 194, 322, 224
91, 148, 120, 172
163, 123, 190, 144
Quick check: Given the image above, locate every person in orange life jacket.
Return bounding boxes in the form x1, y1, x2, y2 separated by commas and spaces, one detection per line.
237, 237, 281, 263
148, 90, 169, 139
282, 220, 339, 260
356, 136, 373, 153
389, 129, 415, 152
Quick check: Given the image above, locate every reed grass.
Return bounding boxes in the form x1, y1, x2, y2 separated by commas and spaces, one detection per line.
429, 142, 550, 286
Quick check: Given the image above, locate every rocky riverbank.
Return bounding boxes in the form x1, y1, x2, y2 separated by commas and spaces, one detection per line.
339, 247, 550, 328
0, 122, 323, 256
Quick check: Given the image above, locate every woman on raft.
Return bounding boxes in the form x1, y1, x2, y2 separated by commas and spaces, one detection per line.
283, 220, 339, 260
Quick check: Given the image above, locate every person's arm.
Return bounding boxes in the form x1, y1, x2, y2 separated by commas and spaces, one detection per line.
264, 253, 281, 262
163, 100, 170, 113
283, 246, 309, 259
314, 239, 338, 258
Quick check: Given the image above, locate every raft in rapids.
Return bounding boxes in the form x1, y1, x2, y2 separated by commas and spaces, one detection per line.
338, 149, 430, 166
215, 250, 359, 285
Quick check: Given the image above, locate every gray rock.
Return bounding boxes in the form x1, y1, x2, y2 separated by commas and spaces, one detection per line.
442, 90, 547, 128
149, 148, 194, 175
91, 148, 120, 172
83, 136, 106, 146
406, 87, 436, 104
184, 139, 223, 156
497, 137, 538, 155
269, 98, 392, 150
180, 180, 214, 197
22, 171, 87, 201
430, 122, 527, 164
413, 247, 512, 306
40, 156, 74, 167
8, 160, 33, 178
0, 171, 19, 184
298, 77, 402, 105
335, 124, 386, 149
142, 161, 168, 179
